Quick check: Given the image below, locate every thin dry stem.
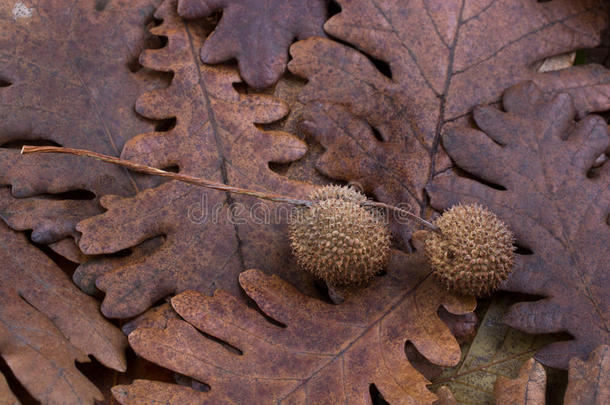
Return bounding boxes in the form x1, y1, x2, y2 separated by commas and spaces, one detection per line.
20, 145, 440, 232
365, 201, 438, 232
21, 145, 312, 205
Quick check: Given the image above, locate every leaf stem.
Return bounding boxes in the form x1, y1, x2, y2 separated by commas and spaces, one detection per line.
364, 201, 438, 232
20, 145, 440, 232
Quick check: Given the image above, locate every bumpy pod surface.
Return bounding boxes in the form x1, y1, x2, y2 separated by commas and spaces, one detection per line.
425, 204, 515, 296
289, 186, 391, 286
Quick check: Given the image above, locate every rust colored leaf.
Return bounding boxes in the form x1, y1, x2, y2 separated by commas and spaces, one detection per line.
122, 302, 178, 336
257, 73, 333, 187
428, 82, 609, 368
588, 26, 610, 68
493, 345, 609, 405
0, 222, 127, 404
288, 0, 609, 244
563, 345, 609, 405
493, 358, 547, 405
74, 0, 318, 318
0, 0, 164, 245
76, 349, 178, 405
0, 374, 18, 405
437, 307, 477, 346
428, 294, 558, 404
113, 235, 476, 404
74, 235, 164, 296
48, 237, 89, 264
177, 0, 327, 88
434, 386, 458, 405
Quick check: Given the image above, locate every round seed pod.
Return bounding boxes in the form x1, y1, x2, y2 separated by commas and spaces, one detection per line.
425, 203, 515, 296
289, 185, 391, 286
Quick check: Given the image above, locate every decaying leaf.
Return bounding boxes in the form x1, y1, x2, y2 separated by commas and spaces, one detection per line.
113, 234, 476, 404
493, 358, 547, 405
0, 222, 127, 404
588, 25, 610, 68
74, 0, 318, 318
0, 373, 18, 405
122, 302, 179, 336
74, 235, 164, 296
433, 386, 458, 405
288, 0, 609, 244
76, 349, 178, 405
177, 0, 327, 88
493, 345, 609, 405
47, 236, 89, 264
257, 72, 331, 187
563, 345, 609, 405
0, 0, 164, 246
428, 295, 558, 405
428, 82, 609, 368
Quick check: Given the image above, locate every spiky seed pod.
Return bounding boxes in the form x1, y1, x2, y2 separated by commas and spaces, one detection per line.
289, 185, 391, 286
425, 203, 515, 297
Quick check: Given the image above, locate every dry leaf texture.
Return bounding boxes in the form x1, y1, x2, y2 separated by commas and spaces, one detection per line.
0, 373, 18, 405
0, 0, 164, 245
433, 386, 458, 405
0, 223, 126, 404
288, 0, 609, 244
429, 295, 558, 404
113, 236, 475, 404
74, 0, 317, 318
428, 82, 609, 368
563, 344, 609, 405
493, 358, 547, 405
493, 345, 609, 405
177, 0, 327, 88
587, 25, 610, 68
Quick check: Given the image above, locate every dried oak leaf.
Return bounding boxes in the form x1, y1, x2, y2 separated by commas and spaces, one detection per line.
0, 0, 163, 245
588, 25, 610, 68
177, 0, 327, 88
493, 345, 609, 405
428, 82, 609, 369
428, 294, 558, 404
433, 386, 458, 405
0, 222, 127, 404
563, 345, 609, 404
113, 235, 476, 404
287, 0, 609, 244
74, 0, 318, 318
493, 358, 547, 405
0, 373, 18, 405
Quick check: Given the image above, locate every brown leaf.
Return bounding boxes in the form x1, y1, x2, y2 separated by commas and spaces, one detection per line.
563, 345, 610, 405
493, 345, 609, 405
74, 236, 164, 296
122, 303, 178, 336
76, 348, 178, 405
257, 73, 332, 187
587, 25, 610, 68
434, 386, 458, 405
47, 237, 89, 264
428, 82, 609, 368
0, 0, 164, 245
0, 222, 127, 404
113, 236, 476, 404
0, 373, 18, 405
437, 307, 477, 346
493, 358, 547, 405
428, 294, 558, 404
287, 0, 609, 244
74, 0, 318, 318
177, 0, 327, 88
